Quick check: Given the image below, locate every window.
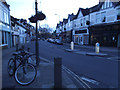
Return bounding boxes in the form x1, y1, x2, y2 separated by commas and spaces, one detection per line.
101, 0, 113, 9
117, 8, 120, 16
102, 5, 104, 9
2, 32, 4, 44
0, 9, 3, 21
80, 19, 83, 26
101, 12, 106, 22
83, 18, 85, 26
107, 1, 109, 8
3, 11, 7, 23
117, 8, 120, 20
103, 3, 105, 9
96, 13, 101, 23
7, 13, 9, 24
109, 2, 113, 7
5, 32, 7, 44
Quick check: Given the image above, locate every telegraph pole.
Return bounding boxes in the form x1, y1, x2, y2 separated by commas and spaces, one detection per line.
35, 0, 39, 66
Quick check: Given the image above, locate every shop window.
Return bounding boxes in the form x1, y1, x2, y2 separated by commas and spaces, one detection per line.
104, 37, 107, 41
5, 32, 7, 44
2, 32, 4, 44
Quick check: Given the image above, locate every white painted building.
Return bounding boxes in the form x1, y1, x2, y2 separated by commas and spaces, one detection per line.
89, 0, 120, 46
0, 1, 11, 48
56, 0, 120, 46
18, 24, 26, 44
73, 8, 90, 45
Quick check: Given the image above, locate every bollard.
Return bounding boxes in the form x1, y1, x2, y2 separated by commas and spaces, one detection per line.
95, 42, 100, 54
54, 57, 62, 88
118, 47, 120, 88
71, 41, 74, 50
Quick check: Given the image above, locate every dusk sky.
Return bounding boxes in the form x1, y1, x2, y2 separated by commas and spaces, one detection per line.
6, 0, 99, 30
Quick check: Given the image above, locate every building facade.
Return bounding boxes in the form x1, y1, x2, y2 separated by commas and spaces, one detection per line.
73, 8, 90, 45
56, 0, 120, 47
89, 0, 120, 47
0, 1, 11, 48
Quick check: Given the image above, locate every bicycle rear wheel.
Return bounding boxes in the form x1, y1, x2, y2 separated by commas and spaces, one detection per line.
7, 58, 16, 76
15, 63, 37, 85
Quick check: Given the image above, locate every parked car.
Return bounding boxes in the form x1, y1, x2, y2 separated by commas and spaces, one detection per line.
50, 39, 55, 43
42, 38, 45, 41
56, 39, 63, 45
47, 38, 54, 43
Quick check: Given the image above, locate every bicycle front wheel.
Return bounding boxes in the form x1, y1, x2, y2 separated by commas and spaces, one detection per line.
7, 58, 16, 76
15, 63, 37, 85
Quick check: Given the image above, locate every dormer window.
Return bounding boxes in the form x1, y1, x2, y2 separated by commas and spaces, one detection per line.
101, 0, 113, 9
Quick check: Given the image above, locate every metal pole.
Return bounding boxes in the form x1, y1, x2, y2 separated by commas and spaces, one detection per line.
35, 0, 39, 66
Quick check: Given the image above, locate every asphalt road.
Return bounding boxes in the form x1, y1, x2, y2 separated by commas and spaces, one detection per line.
25, 40, 118, 88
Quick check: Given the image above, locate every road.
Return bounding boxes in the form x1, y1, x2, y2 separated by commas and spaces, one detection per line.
25, 40, 118, 88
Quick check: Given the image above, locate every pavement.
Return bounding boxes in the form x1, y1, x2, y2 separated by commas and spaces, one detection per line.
1, 46, 87, 89
65, 49, 108, 57
64, 43, 119, 58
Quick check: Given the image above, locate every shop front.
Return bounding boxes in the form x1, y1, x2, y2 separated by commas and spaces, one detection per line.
66, 30, 73, 43
89, 21, 120, 47
73, 29, 89, 45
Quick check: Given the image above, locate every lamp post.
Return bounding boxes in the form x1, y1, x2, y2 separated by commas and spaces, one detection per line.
55, 14, 61, 39
29, 0, 46, 66
35, 0, 39, 66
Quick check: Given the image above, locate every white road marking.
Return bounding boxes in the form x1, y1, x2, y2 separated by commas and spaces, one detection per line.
39, 56, 91, 89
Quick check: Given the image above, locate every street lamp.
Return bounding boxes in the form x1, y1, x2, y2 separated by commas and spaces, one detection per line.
29, 0, 46, 66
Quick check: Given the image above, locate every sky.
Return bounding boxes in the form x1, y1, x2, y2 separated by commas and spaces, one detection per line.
6, 0, 99, 30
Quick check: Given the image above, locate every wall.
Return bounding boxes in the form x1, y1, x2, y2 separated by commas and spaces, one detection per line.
90, 7, 117, 26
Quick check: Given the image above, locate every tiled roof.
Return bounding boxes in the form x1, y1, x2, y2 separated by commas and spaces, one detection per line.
2, 1, 10, 9
81, 8, 90, 16
76, 8, 90, 18
113, 1, 120, 7
90, 1, 120, 13
63, 19, 68, 24
68, 13, 76, 21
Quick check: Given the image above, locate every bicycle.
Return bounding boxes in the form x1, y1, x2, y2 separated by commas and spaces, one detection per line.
7, 49, 37, 86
